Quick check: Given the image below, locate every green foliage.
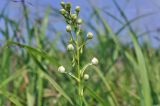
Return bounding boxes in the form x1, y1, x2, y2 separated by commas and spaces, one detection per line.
0, 1, 159, 106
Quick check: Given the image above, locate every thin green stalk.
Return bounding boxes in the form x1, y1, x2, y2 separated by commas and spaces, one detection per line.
76, 30, 83, 106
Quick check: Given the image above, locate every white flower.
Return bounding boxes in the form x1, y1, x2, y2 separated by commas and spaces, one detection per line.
66, 25, 71, 32
67, 44, 74, 51
91, 57, 98, 65
58, 66, 65, 73
87, 32, 93, 39
84, 74, 89, 80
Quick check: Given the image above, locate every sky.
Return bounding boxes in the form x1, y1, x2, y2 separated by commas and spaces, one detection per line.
0, 0, 160, 47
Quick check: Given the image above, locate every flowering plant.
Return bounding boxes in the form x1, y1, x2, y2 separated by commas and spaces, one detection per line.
58, 2, 99, 105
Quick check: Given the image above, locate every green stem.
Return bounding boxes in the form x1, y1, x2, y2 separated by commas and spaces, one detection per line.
76, 30, 83, 106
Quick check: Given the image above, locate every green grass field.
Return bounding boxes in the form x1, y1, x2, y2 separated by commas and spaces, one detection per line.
0, 1, 160, 106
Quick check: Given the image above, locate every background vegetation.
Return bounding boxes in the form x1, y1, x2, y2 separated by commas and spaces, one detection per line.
0, 0, 160, 106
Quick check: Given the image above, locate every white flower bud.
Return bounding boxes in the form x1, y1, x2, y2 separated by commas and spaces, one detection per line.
91, 57, 98, 65
75, 6, 80, 12
77, 18, 82, 24
87, 32, 93, 39
66, 25, 71, 32
67, 44, 74, 51
58, 66, 65, 73
60, 2, 65, 8
60, 9, 66, 15
71, 14, 77, 20
84, 74, 89, 80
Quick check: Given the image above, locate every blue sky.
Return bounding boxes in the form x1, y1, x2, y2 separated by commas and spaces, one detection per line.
0, 0, 160, 47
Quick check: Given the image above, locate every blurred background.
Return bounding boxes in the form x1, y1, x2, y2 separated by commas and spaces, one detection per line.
0, 0, 160, 106
1, 0, 160, 47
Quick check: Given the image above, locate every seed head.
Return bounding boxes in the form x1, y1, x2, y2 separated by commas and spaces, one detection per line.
84, 74, 89, 80
77, 18, 82, 24
91, 57, 98, 65
75, 6, 80, 12
60, 9, 66, 15
58, 66, 65, 73
67, 44, 74, 51
66, 25, 71, 32
87, 32, 93, 39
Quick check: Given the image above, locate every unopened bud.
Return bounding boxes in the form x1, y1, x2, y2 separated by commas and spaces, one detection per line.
66, 2, 71, 10
77, 18, 82, 24
60, 2, 65, 8
75, 6, 80, 12
71, 14, 77, 20
87, 32, 93, 39
67, 44, 74, 51
84, 74, 89, 80
66, 25, 71, 32
91, 57, 98, 65
60, 9, 66, 15
58, 66, 65, 73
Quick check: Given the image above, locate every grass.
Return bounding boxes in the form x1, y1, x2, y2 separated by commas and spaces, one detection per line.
0, 1, 160, 106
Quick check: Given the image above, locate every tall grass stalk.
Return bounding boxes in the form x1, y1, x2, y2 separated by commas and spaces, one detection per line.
112, 0, 152, 105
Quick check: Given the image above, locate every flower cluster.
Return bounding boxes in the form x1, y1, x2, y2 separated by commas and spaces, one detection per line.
57, 2, 99, 105
58, 1, 99, 79
60, 2, 82, 28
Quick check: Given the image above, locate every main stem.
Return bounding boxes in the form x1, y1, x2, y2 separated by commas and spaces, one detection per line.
76, 31, 82, 106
